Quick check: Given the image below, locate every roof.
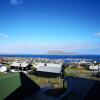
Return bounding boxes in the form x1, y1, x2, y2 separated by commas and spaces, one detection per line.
35, 63, 62, 69
20, 62, 29, 67
11, 62, 29, 67
0, 72, 40, 100
64, 77, 100, 100
84, 80, 100, 100
36, 66, 62, 74
46, 63, 62, 68
11, 62, 20, 66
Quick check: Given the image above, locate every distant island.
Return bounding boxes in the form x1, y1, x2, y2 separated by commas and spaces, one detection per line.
47, 50, 77, 55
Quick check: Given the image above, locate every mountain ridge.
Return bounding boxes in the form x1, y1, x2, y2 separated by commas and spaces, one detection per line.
47, 50, 77, 55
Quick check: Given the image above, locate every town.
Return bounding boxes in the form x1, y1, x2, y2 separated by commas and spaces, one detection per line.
0, 57, 100, 78
1, 0, 100, 99
0, 57, 100, 100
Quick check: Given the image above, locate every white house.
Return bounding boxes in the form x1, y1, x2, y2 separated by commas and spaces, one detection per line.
11, 62, 32, 71
35, 63, 63, 77
89, 65, 100, 71
0, 64, 7, 72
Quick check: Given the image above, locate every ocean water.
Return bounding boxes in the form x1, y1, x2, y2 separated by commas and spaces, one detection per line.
0, 54, 100, 62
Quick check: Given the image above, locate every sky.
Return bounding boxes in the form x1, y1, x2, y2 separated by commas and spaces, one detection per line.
0, 0, 100, 54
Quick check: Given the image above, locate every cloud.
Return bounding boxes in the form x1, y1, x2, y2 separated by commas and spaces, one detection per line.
0, 42, 99, 54
10, 0, 23, 5
94, 32, 100, 37
0, 33, 8, 39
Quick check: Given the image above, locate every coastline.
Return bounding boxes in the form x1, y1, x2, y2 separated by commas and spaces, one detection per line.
0, 54, 100, 63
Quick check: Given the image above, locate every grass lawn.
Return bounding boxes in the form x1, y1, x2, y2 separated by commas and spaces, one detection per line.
0, 72, 63, 87
0, 72, 5, 76
64, 68, 77, 77
28, 75, 63, 87
65, 67, 78, 70
64, 67, 91, 77
64, 67, 100, 80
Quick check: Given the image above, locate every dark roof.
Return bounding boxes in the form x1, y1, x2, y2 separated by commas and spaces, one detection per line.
84, 81, 100, 100
64, 77, 100, 100
0, 72, 40, 100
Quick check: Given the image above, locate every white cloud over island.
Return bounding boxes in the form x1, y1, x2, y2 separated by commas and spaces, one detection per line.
0, 42, 100, 54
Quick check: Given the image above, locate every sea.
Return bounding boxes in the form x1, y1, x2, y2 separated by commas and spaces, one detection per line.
0, 54, 100, 63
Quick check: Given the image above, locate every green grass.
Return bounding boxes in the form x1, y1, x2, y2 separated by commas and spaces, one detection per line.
64, 68, 77, 77
0, 73, 21, 100
64, 72, 77, 77
64, 67, 78, 71
28, 75, 61, 87
64, 67, 100, 80
0, 72, 5, 76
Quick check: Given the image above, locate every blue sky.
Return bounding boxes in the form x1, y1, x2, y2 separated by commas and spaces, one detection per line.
0, 0, 100, 54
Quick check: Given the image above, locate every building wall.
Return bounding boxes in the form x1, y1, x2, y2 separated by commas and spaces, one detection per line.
36, 71, 61, 78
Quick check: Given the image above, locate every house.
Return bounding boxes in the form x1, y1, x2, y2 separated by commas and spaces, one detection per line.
61, 77, 100, 100
11, 62, 32, 71
89, 65, 100, 71
0, 64, 7, 72
0, 58, 8, 64
35, 63, 63, 77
